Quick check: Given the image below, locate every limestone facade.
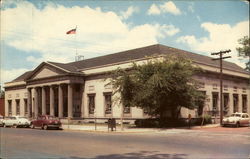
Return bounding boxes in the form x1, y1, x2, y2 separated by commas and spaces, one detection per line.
4, 44, 250, 121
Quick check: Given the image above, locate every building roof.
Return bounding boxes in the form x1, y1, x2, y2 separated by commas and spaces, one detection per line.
67, 44, 247, 73
48, 61, 79, 72
12, 71, 33, 82
11, 44, 248, 82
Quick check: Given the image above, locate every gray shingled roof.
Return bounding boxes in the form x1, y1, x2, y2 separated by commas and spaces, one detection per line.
48, 61, 78, 72
12, 71, 33, 82
67, 44, 247, 73
11, 44, 249, 82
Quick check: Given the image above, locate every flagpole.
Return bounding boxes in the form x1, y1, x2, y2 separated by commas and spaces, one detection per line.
75, 25, 78, 61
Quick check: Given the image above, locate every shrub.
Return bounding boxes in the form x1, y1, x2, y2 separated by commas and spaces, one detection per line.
203, 114, 212, 125
193, 115, 212, 126
135, 118, 188, 128
134, 119, 159, 128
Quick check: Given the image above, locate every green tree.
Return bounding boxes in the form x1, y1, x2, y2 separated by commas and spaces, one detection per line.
236, 36, 250, 71
110, 55, 205, 123
0, 90, 4, 98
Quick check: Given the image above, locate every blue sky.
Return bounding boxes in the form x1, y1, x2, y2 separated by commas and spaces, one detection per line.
0, 0, 249, 88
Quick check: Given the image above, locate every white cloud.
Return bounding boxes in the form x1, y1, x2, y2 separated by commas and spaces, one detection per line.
148, 4, 161, 15
160, 24, 180, 36
26, 56, 44, 65
176, 20, 249, 67
147, 1, 181, 16
1, 1, 174, 66
176, 35, 197, 45
0, 68, 29, 87
120, 6, 139, 19
160, 1, 181, 15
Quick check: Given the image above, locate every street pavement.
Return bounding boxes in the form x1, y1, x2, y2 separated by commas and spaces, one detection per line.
0, 126, 249, 159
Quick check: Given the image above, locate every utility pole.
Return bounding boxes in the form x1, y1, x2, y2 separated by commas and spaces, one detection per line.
211, 50, 231, 126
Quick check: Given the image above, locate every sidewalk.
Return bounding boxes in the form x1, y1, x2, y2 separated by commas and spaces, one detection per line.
62, 124, 159, 133
61, 123, 220, 133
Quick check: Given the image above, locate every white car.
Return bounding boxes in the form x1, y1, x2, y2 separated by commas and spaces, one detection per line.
0, 115, 3, 126
3, 116, 31, 128
222, 112, 249, 127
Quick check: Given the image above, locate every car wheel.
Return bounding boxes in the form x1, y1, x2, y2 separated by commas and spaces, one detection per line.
3, 124, 6, 128
13, 124, 17, 128
235, 122, 240, 128
43, 125, 48, 130
30, 123, 35, 129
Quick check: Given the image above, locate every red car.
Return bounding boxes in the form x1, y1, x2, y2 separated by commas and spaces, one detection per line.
30, 115, 62, 130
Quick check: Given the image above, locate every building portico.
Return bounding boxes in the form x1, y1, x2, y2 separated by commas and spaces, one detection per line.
26, 82, 83, 119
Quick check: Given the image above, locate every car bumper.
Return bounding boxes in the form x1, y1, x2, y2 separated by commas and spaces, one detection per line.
18, 123, 31, 126
48, 124, 61, 128
222, 121, 237, 125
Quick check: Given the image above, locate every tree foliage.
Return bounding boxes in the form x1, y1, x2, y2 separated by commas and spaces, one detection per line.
0, 86, 4, 98
236, 36, 250, 71
109, 55, 206, 120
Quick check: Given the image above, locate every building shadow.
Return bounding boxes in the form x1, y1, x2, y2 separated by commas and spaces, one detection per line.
63, 151, 188, 159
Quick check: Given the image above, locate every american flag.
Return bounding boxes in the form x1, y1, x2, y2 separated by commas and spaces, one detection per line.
66, 28, 76, 34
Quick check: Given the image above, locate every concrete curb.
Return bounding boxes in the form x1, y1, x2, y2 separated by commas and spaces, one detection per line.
61, 124, 221, 133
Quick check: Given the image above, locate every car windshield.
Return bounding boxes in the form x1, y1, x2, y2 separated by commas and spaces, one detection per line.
47, 116, 57, 120
19, 117, 28, 119
231, 114, 241, 117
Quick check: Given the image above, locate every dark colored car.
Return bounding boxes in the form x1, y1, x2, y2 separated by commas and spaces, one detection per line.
30, 115, 62, 130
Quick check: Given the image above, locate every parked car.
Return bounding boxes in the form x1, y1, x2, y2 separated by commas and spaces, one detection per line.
2, 116, 31, 128
0, 115, 4, 127
2, 116, 19, 128
16, 116, 31, 127
222, 112, 249, 127
30, 115, 62, 130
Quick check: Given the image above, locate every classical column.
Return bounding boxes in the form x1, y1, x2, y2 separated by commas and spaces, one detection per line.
27, 88, 32, 118
50, 86, 55, 116
58, 85, 63, 118
34, 87, 39, 118
42, 87, 46, 115
80, 85, 85, 118
228, 93, 234, 114
31, 89, 35, 118
68, 84, 73, 118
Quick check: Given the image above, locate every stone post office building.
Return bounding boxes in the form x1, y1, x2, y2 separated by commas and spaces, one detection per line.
4, 44, 250, 122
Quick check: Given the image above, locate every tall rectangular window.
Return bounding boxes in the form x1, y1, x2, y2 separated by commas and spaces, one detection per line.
16, 99, 20, 115
88, 94, 95, 114
212, 93, 218, 116
242, 95, 247, 113
197, 91, 206, 116
104, 93, 112, 115
8, 100, 12, 116
233, 94, 239, 113
24, 99, 28, 115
